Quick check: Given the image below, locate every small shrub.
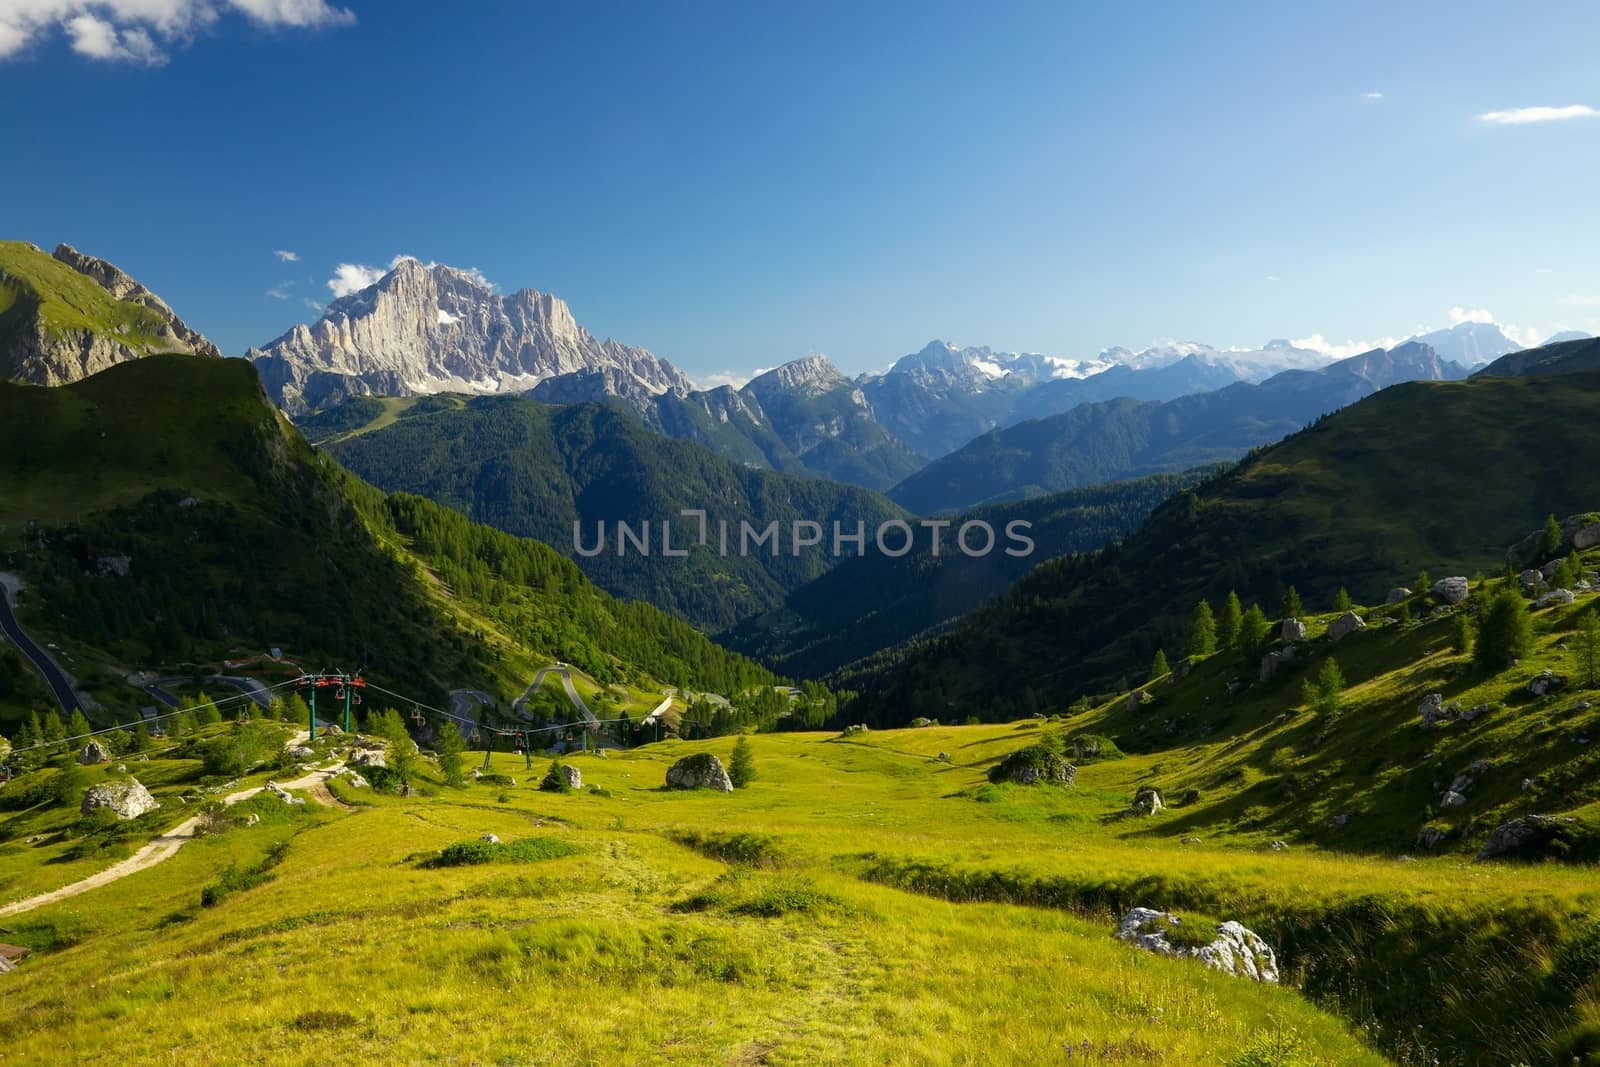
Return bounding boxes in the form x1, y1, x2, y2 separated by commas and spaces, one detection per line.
675, 830, 786, 868
427, 836, 579, 868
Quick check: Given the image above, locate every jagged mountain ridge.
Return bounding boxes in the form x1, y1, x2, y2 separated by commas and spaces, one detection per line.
0, 241, 221, 386
247, 257, 695, 414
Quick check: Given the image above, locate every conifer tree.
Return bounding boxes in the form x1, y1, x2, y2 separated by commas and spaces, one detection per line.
1282, 586, 1303, 620
436, 720, 467, 787
1150, 648, 1171, 681
1218, 591, 1243, 649
1476, 588, 1533, 672
1575, 609, 1600, 689
729, 735, 756, 788
1334, 587, 1352, 612
1185, 601, 1217, 657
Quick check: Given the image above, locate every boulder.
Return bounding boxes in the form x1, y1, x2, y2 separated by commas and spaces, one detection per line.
1459, 704, 1490, 723
286, 745, 315, 760
1268, 840, 1288, 852
665, 753, 734, 792
350, 747, 386, 768
1476, 815, 1580, 861
1113, 908, 1279, 983
1259, 648, 1294, 683
1385, 587, 1413, 605
1326, 813, 1351, 829
1440, 790, 1467, 809
264, 781, 298, 804
242, 813, 260, 827
80, 778, 159, 820
1541, 558, 1566, 580
76, 740, 110, 765
1418, 693, 1447, 728
1432, 577, 1470, 604
1577, 522, 1600, 550
480, 833, 501, 844
1415, 826, 1446, 850
1130, 786, 1164, 816
1327, 612, 1365, 641
1126, 690, 1151, 713
1528, 671, 1568, 697
560, 764, 582, 791
341, 772, 370, 789
1281, 618, 1307, 642
1519, 569, 1545, 590
1535, 588, 1576, 609
988, 746, 1076, 786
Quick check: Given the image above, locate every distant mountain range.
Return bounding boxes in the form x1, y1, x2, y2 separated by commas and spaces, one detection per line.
0, 241, 220, 386
888, 341, 1470, 514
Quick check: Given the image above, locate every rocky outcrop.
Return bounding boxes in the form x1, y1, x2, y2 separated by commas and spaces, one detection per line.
77, 740, 110, 765
1432, 577, 1470, 604
1281, 618, 1307, 642
248, 257, 693, 414
1476, 815, 1579, 861
1327, 611, 1365, 641
1114, 908, 1279, 982
1130, 786, 1164, 816
665, 753, 734, 792
81, 778, 159, 820
1528, 671, 1568, 697
0, 241, 221, 387
1386, 587, 1413, 604
1535, 588, 1576, 609
988, 746, 1077, 786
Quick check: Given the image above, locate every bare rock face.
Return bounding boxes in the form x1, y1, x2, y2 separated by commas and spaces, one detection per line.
1114, 908, 1279, 982
1432, 577, 1469, 604
0, 241, 221, 387
665, 752, 734, 792
81, 778, 159, 820
247, 258, 693, 414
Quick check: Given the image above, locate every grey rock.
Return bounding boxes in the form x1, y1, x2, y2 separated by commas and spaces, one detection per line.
560, 764, 582, 791
990, 750, 1076, 786
1127, 690, 1151, 713
1327, 813, 1351, 829
1130, 786, 1164, 816
350, 747, 387, 768
1528, 671, 1568, 697
80, 778, 159, 820
77, 740, 110, 765
480, 833, 502, 844
665, 753, 734, 792
1260, 649, 1294, 683
1432, 577, 1470, 604
1535, 588, 1576, 609
341, 772, 370, 789
1415, 826, 1446, 850
1576, 522, 1600, 550
287, 745, 316, 760
1440, 790, 1468, 809
1327, 611, 1365, 641
1385, 587, 1413, 604
1476, 814, 1579, 861
1541, 558, 1566, 580
1418, 693, 1448, 728
1281, 618, 1307, 642
1114, 908, 1279, 982
1268, 840, 1288, 851
1519, 569, 1546, 590
242, 813, 261, 827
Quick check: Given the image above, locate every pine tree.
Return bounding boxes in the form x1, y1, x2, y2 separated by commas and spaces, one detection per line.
67, 708, 91, 742
1218, 591, 1243, 649
1185, 600, 1217, 657
1475, 588, 1534, 672
1451, 613, 1472, 655
1334, 587, 1352, 612
375, 708, 419, 790
1282, 586, 1303, 620
1238, 605, 1271, 651
1575, 609, 1600, 689
1301, 658, 1346, 717
728, 735, 756, 788
1416, 570, 1431, 597
1539, 513, 1563, 560
539, 758, 572, 793
436, 720, 467, 787
1150, 648, 1171, 681
42, 710, 65, 743
19, 710, 44, 749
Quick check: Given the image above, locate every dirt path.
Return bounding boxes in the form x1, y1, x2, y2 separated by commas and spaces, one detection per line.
0, 747, 346, 919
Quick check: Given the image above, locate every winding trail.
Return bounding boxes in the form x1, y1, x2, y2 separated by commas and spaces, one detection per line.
0, 741, 345, 919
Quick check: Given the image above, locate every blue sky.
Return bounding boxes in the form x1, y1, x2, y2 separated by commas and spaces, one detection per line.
4, 1, 1599, 383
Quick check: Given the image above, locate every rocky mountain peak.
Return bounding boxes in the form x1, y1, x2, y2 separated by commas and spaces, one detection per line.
246, 258, 692, 414
744, 355, 848, 398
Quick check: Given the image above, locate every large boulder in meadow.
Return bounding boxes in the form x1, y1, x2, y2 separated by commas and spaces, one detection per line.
77, 740, 110, 765
1519, 569, 1545, 590
80, 778, 159, 820
1114, 908, 1279, 982
1527, 671, 1568, 697
1535, 588, 1576, 610
1385, 587, 1412, 604
1259, 647, 1295, 683
1327, 611, 1365, 641
1281, 618, 1307, 642
1130, 786, 1164, 815
988, 745, 1076, 786
665, 752, 734, 793
1576, 522, 1600, 550
1432, 577, 1469, 605
1476, 815, 1580, 861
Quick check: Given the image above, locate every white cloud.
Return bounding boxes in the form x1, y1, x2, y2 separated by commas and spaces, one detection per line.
0, 1, 352, 64
66, 13, 166, 65
1291, 333, 1402, 359
389, 253, 494, 291
265, 281, 293, 300
327, 263, 386, 298
1364, 91, 1384, 100
273, 249, 299, 262
303, 297, 324, 313
1448, 306, 1495, 325
693, 371, 755, 390
1478, 104, 1599, 125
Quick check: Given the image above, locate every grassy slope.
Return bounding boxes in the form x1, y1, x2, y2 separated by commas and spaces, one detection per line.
0, 242, 172, 363
0, 730, 1388, 1067
838, 371, 1600, 717
0, 357, 782, 728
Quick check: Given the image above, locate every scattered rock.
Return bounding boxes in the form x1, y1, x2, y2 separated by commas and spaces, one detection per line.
1385, 587, 1413, 604
1476, 815, 1580, 861
1432, 577, 1470, 604
76, 740, 110, 765
1130, 786, 1164, 816
480, 833, 501, 844
264, 781, 300, 805
80, 778, 159, 820
1440, 790, 1468, 809
1541, 558, 1566, 580
1180, 836, 1202, 845
1259, 648, 1294, 683
341, 772, 369, 789
1327, 813, 1351, 829
242, 813, 260, 827
1176, 788, 1201, 806
287, 745, 315, 760
1528, 671, 1568, 697
1268, 840, 1288, 851
988, 746, 1077, 786
1113, 908, 1279, 983
558, 765, 582, 791
665, 753, 734, 792
1459, 704, 1490, 723
1576, 522, 1600, 550
1535, 588, 1576, 609
1327, 611, 1365, 641
1520, 569, 1546, 590
1127, 690, 1151, 713
1415, 826, 1446, 850
350, 747, 387, 768
1281, 618, 1307, 642
1418, 693, 1447, 728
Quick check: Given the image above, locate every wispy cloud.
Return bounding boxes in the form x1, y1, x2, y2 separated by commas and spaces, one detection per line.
1364, 91, 1384, 101
273, 249, 299, 262
1478, 104, 1598, 125
303, 297, 324, 313
327, 263, 387, 299
1448, 306, 1495, 325
265, 281, 294, 300
0, 1, 354, 65
1291, 333, 1402, 359
693, 370, 761, 390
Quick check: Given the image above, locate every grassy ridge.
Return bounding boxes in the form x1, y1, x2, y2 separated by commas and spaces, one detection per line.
0, 242, 173, 361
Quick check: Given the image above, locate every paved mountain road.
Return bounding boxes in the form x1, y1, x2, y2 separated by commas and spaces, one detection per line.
0, 573, 84, 716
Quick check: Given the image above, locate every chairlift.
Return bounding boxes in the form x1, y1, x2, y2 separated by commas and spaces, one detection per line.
411, 706, 425, 725
469, 728, 482, 744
